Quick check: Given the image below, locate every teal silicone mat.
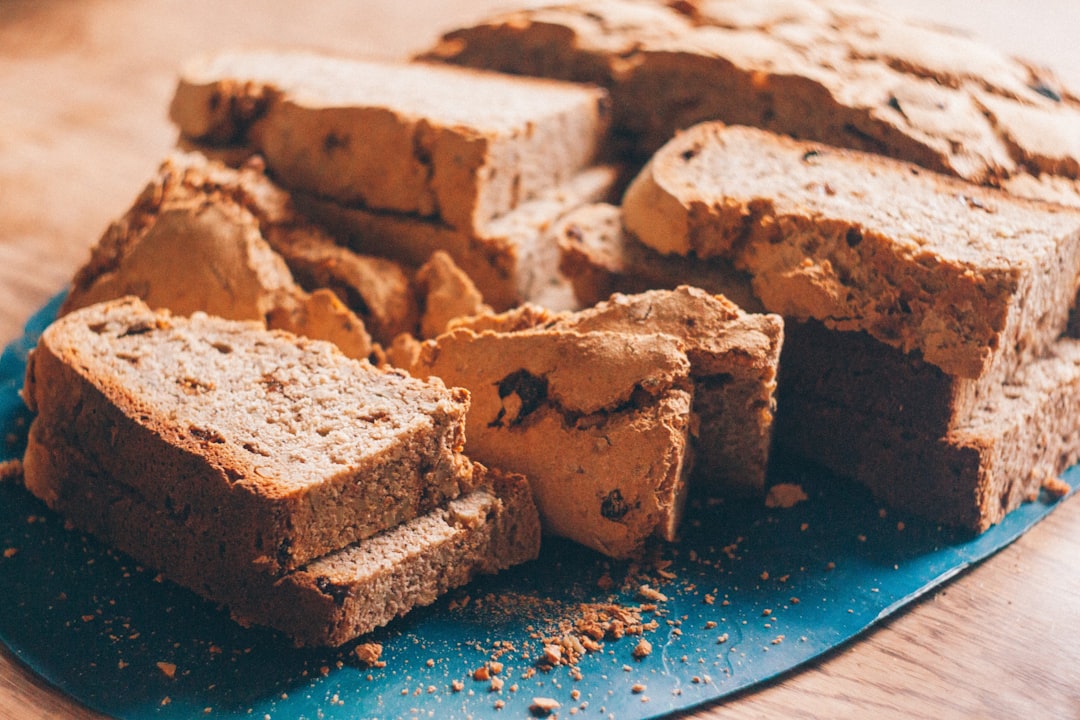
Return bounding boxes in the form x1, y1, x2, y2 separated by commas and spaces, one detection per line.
0, 295, 1076, 719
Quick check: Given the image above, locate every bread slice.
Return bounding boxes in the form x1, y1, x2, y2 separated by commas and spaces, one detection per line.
294, 164, 621, 311
421, 0, 1080, 206
622, 123, 1080, 380
22, 297, 473, 575
169, 49, 611, 233
403, 327, 694, 558
776, 321, 1080, 531
550, 287, 782, 497
23, 419, 539, 647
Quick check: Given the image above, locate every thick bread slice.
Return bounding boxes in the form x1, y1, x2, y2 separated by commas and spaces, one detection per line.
22, 297, 473, 575
421, 0, 1080, 206
776, 321, 1080, 531
22, 425, 539, 647
622, 123, 1080, 380
404, 327, 694, 559
170, 49, 610, 233
294, 164, 621, 311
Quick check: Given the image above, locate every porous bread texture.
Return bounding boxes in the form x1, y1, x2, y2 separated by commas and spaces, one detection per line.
21, 423, 539, 647
776, 320, 1080, 531
554, 202, 760, 310
170, 49, 611, 233
421, 0, 1080, 206
295, 164, 621, 311
404, 327, 694, 559
622, 123, 1080, 380
22, 297, 473, 574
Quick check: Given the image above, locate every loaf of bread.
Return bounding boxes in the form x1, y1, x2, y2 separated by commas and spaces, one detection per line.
170, 49, 611, 233
24, 415, 539, 646
22, 297, 474, 575
622, 122, 1080, 381
421, 0, 1080, 206
402, 326, 694, 558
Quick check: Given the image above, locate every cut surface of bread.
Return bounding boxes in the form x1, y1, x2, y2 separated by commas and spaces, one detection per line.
170, 49, 610, 233
404, 326, 694, 558
23, 297, 473, 574
623, 123, 1080, 380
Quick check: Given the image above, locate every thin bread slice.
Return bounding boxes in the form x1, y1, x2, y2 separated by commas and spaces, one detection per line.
775, 322, 1080, 531
22, 297, 473, 575
404, 327, 694, 558
420, 0, 1080, 206
169, 49, 610, 233
22, 424, 539, 647
622, 122, 1080, 380
294, 164, 621, 311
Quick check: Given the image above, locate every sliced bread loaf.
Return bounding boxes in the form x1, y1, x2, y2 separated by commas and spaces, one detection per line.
622, 123, 1080, 380
23, 419, 539, 647
170, 49, 610, 233
22, 297, 473, 574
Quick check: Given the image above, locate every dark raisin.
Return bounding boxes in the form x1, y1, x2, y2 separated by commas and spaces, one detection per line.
845, 227, 863, 247
600, 489, 630, 521
488, 369, 548, 428
1029, 81, 1062, 103
315, 576, 350, 606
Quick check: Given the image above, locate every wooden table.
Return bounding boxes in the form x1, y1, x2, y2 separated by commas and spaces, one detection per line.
1, 1, 1078, 718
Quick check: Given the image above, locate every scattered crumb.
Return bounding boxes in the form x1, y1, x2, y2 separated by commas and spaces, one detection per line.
704, 621, 717, 629
354, 643, 385, 668
489, 677, 504, 693
771, 635, 785, 645
631, 683, 646, 694
1042, 476, 1071, 499
0, 459, 23, 483
530, 697, 560, 716
631, 638, 652, 659
636, 585, 668, 602
2, 548, 17, 559
765, 483, 808, 509
717, 633, 729, 644
451, 680, 464, 692
156, 661, 177, 679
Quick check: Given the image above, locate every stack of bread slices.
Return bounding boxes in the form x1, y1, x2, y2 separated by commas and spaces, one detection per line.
23, 0, 1080, 647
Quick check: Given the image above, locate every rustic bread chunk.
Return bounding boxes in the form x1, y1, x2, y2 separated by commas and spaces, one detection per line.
421, 0, 1080, 205
22, 297, 473, 574
554, 202, 760, 310
414, 251, 492, 339
404, 327, 694, 558
623, 123, 1080, 380
776, 321, 1080, 530
22, 425, 539, 647
296, 164, 620, 311
170, 49, 610, 233
551, 287, 782, 497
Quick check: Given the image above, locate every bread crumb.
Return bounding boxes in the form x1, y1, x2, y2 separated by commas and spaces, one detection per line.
636, 585, 668, 602
489, 677, 504, 693
717, 633, 729, 644
451, 679, 464, 692
0, 459, 23, 483
632, 638, 652, 659
765, 483, 808, 508
354, 642, 385, 668
704, 621, 717, 629
156, 661, 177, 679
631, 683, 646, 694
2, 548, 17, 559
473, 665, 491, 681
530, 697, 560, 716
1042, 476, 1072, 499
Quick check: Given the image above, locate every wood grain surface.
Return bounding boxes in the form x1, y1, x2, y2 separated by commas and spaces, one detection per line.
1, 1, 1079, 718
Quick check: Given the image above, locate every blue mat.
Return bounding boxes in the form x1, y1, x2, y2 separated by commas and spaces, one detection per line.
0, 295, 1075, 719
